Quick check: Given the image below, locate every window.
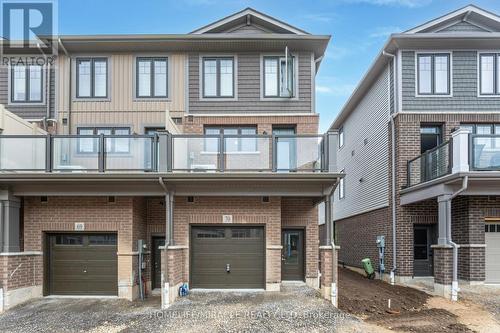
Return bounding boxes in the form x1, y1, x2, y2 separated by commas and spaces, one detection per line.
204, 126, 257, 152
420, 126, 442, 153
479, 54, 500, 95
339, 170, 345, 199
77, 127, 130, 153
202, 57, 234, 98
231, 228, 263, 238
89, 234, 117, 245
55, 235, 83, 245
263, 56, 295, 98
417, 54, 450, 95
339, 127, 344, 148
136, 57, 168, 98
11, 65, 43, 103
76, 58, 108, 98
460, 124, 500, 134
196, 229, 225, 238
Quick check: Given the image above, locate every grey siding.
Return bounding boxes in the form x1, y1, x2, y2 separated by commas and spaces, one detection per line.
0, 65, 56, 119
402, 50, 500, 112
437, 21, 489, 33
188, 52, 313, 114
333, 66, 390, 221
229, 25, 268, 34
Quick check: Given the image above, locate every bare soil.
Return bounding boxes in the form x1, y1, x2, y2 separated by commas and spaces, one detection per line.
338, 267, 474, 333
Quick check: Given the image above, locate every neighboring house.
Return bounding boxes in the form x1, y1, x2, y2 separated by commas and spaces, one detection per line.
0, 8, 341, 311
328, 4, 500, 300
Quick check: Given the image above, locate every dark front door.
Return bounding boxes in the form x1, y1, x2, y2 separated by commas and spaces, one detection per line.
152, 236, 165, 289
191, 226, 265, 289
281, 229, 304, 281
48, 233, 118, 295
413, 225, 436, 277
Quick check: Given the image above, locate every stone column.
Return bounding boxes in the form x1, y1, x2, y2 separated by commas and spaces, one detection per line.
432, 245, 453, 298
320, 245, 339, 307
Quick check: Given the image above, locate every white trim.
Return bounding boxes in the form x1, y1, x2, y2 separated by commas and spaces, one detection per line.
132, 53, 171, 101
190, 288, 265, 292
414, 51, 453, 98
333, 204, 389, 222
405, 5, 500, 34
397, 50, 403, 114
0, 251, 42, 256
189, 112, 316, 117
198, 53, 238, 101
191, 8, 307, 35
476, 51, 500, 97
45, 295, 118, 299
398, 111, 500, 115
259, 52, 299, 101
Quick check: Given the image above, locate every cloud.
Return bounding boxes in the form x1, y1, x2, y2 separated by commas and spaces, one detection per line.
303, 13, 335, 23
369, 26, 402, 38
342, 0, 432, 8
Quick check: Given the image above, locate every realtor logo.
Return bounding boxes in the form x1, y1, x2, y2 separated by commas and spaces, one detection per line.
0, 0, 57, 55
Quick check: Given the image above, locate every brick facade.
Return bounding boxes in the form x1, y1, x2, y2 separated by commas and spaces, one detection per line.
0, 254, 43, 291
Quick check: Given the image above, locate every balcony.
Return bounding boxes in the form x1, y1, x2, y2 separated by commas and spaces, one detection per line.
407, 129, 500, 187
0, 133, 330, 174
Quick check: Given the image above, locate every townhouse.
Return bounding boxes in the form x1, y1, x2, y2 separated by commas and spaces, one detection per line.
0, 8, 341, 310
328, 5, 500, 300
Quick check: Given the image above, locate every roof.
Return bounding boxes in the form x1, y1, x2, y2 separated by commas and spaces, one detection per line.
328, 5, 500, 130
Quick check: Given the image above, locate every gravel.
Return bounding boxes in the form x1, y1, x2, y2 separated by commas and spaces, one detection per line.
0, 284, 361, 333
459, 285, 500, 323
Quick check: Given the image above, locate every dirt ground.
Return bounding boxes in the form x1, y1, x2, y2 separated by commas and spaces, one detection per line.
338, 267, 500, 333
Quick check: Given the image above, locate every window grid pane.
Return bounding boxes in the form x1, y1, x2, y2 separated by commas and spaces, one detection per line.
418, 56, 432, 94
219, 59, 233, 97
138, 60, 151, 97
203, 59, 217, 97
13, 66, 26, 101
434, 56, 449, 94
29, 66, 42, 101
481, 55, 495, 95
264, 58, 278, 97
154, 60, 167, 97
77, 60, 91, 97
93, 60, 107, 97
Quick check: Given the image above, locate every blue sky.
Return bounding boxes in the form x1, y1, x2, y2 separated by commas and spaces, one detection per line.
58, 0, 500, 132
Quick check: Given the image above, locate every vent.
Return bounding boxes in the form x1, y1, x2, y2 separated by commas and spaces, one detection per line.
40, 196, 48, 203
187, 196, 195, 203
364, 138, 368, 146
108, 196, 116, 204
262, 196, 270, 203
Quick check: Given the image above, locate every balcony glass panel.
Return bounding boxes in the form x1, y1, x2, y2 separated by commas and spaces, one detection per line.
276, 136, 323, 172
407, 141, 450, 186
0, 136, 46, 170
172, 136, 220, 171
224, 136, 271, 171
52, 136, 100, 171
105, 136, 155, 171
471, 135, 500, 170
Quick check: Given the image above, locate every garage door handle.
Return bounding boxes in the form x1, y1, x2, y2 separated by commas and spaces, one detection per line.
226, 264, 230, 273
83, 270, 87, 273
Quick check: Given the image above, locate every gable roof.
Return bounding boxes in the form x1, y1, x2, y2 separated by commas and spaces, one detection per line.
190, 7, 309, 35
405, 4, 500, 33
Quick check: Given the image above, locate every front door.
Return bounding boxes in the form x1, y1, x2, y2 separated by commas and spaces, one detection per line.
152, 236, 165, 289
413, 225, 436, 277
281, 229, 304, 281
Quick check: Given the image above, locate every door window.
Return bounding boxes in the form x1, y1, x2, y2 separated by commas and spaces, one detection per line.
413, 228, 428, 260
273, 127, 296, 171
420, 126, 442, 153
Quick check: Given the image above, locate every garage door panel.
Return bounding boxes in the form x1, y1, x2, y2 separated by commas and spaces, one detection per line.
49, 234, 118, 296
486, 230, 500, 283
191, 226, 264, 289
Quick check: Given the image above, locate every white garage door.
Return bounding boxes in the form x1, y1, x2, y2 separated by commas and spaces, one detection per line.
485, 222, 500, 284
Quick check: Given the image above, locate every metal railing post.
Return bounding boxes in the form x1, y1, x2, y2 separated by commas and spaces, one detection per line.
166, 133, 173, 172
272, 134, 277, 172
99, 134, 105, 172
45, 134, 52, 172
219, 133, 225, 172
153, 133, 159, 172
323, 133, 329, 172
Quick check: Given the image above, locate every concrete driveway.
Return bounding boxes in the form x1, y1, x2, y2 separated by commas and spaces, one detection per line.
0, 284, 371, 333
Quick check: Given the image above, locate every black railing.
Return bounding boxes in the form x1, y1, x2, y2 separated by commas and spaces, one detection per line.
407, 141, 452, 187
0, 133, 330, 173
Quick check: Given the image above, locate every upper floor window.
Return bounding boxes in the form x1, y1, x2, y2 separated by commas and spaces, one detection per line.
11, 65, 43, 103
420, 125, 442, 153
461, 123, 500, 134
76, 58, 108, 98
136, 57, 168, 98
417, 53, 450, 95
204, 126, 257, 152
339, 127, 344, 148
202, 57, 234, 98
77, 127, 130, 154
263, 56, 294, 98
479, 54, 500, 95
339, 170, 345, 199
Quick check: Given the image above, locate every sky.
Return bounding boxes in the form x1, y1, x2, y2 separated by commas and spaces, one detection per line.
57, 0, 500, 132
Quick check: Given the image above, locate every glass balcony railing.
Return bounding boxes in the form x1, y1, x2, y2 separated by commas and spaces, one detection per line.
0, 133, 329, 173
407, 141, 451, 187
470, 135, 500, 170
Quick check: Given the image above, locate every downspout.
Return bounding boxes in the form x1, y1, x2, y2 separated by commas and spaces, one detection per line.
58, 39, 71, 135
158, 177, 173, 308
447, 176, 468, 301
383, 50, 398, 285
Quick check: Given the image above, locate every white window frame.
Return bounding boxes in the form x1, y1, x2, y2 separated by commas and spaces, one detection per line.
478, 52, 500, 97
338, 126, 344, 148
8, 64, 45, 106
72, 55, 111, 101
199, 54, 237, 101
415, 52, 452, 97
133, 55, 170, 100
339, 170, 345, 200
260, 53, 299, 101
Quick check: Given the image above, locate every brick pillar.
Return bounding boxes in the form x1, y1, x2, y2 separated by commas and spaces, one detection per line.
320, 245, 339, 307
161, 245, 188, 308
433, 245, 453, 298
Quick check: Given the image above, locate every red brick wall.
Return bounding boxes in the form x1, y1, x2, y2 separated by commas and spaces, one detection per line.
281, 198, 319, 279
0, 254, 43, 291
182, 115, 319, 135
